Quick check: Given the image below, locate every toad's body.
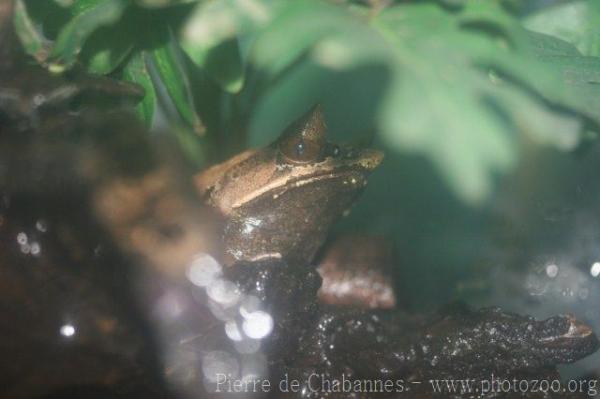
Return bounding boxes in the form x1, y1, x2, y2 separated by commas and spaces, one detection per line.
195, 106, 382, 265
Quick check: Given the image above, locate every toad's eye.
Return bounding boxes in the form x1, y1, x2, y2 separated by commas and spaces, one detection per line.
278, 104, 326, 164
280, 134, 322, 163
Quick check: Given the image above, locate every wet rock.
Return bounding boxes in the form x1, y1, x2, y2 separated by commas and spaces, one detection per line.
212, 256, 597, 398
279, 304, 597, 398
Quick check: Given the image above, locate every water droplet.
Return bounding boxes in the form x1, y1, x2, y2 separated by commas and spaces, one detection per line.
35, 219, 48, 232
225, 320, 243, 342
590, 262, 600, 278
60, 324, 76, 338
207, 279, 240, 307
30, 242, 41, 256
545, 264, 559, 278
186, 253, 221, 287
242, 311, 273, 339
16, 232, 27, 245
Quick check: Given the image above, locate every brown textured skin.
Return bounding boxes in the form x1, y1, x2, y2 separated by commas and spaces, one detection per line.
195, 106, 383, 265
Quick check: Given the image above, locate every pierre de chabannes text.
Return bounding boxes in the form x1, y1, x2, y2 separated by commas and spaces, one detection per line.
213, 373, 598, 396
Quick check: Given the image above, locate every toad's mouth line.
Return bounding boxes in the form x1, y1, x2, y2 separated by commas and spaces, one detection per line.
230, 168, 370, 210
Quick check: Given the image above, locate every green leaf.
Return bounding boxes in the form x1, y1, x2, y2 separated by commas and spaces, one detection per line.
68, 0, 113, 16
182, 33, 244, 93
526, 30, 580, 57
150, 33, 204, 134
525, 31, 600, 129
122, 51, 156, 126
65, 1, 135, 74
371, 3, 598, 202
246, 1, 517, 203
524, 0, 600, 57
48, 0, 128, 72
181, 0, 283, 92
251, 1, 363, 76
79, 22, 134, 75
486, 78, 583, 151
172, 125, 208, 169
534, 54, 600, 126
244, 0, 593, 204
377, 69, 516, 205
13, 0, 51, 63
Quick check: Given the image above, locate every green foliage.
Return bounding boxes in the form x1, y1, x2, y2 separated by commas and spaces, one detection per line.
180, 0, 249, 93
14, 0, 203, 137
13, 0, 50, 62
151, 31, 204, 133
122, 50, 155, 125
48, 0, 127, 72
524, 0, 600, 57
12, 0, 600, 204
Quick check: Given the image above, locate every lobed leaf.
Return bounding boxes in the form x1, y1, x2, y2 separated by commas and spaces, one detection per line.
243, 0, 595, 204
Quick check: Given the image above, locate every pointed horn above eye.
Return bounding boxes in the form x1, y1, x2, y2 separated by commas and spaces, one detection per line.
277, 104, 327, 163
280, 103, 327, 145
